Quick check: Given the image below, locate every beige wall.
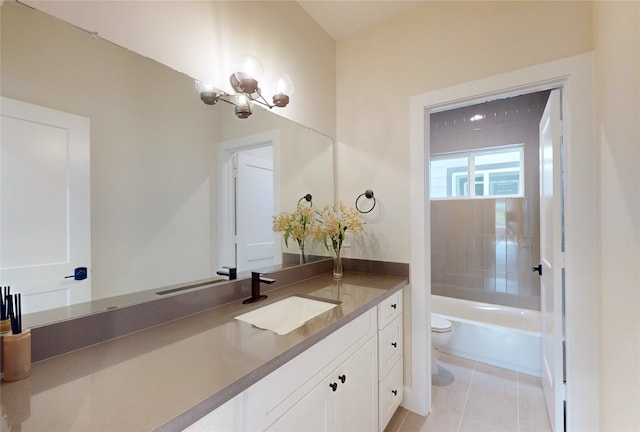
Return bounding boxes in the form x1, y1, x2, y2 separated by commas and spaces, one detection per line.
1, 4, 220, 299
594, 2, 640, 430
25, 0, 336, 138
336, 1, 592, 262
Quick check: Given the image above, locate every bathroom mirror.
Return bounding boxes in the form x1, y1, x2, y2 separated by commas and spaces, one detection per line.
0, 3, 333, 318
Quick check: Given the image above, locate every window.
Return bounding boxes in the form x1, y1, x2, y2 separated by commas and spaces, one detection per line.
430, 146, 524, 199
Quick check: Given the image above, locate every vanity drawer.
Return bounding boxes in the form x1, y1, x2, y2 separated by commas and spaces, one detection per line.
379, 357, 403, 431
378, 314, 402, 378
377, 290, 402, 330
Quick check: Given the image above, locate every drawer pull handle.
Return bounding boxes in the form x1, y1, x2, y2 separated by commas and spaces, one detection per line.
392, 390, 398, 396
391, 303, 397, 309
329, 382, 338, 392
338, 374, 346, 383
391, 342, 398, 348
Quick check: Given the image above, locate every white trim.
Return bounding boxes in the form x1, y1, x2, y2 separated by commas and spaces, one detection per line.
217, 130, 282, 270
409, 52, 598, 430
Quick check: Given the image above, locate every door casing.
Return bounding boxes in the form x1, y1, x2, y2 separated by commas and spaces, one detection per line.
408, 53, 598, 431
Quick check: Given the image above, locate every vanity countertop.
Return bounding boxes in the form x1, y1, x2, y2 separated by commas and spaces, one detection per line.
0, 272, 407, 431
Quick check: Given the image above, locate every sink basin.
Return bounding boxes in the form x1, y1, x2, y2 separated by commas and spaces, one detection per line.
234, 295, 339, 335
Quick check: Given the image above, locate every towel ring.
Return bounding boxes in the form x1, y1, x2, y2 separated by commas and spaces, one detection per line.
355, 190, 376, 214
298, 193, 313, 205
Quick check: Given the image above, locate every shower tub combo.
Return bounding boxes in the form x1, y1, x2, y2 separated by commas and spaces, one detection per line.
431, 294, 542, 377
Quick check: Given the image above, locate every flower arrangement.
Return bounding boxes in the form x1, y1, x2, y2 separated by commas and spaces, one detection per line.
273, 202, 315, 263
314, 202, 364, 278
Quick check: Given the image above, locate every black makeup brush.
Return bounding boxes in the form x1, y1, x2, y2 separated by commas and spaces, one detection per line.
0, 286, 9, 321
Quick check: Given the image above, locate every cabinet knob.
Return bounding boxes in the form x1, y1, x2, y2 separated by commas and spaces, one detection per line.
329, 382, 338, 392
391, 303, 397, 309
391, 342, 398, 348
338, 374, 346, 383
392, 390, 398, 396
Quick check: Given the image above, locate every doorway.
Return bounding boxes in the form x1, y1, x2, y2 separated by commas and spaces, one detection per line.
408, 53, 598, 431
218, 131, 281, 273
427, 89, 565, 431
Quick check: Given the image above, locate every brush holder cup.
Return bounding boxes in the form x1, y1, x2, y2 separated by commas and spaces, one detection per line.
2, 329, 31, 382
0, 319, 11, 334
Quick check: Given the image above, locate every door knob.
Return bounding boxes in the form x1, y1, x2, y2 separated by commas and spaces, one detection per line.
531, 264, 542, 276
65, 267, 87, 281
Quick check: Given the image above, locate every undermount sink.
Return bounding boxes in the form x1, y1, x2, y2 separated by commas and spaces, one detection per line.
234, 295, 340, 335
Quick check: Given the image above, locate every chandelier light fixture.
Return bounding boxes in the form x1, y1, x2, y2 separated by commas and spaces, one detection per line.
195, 55, 293, 119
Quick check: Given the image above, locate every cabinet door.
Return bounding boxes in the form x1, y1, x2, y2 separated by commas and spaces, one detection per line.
334, 336, 379, 432
266, 377, 332, 432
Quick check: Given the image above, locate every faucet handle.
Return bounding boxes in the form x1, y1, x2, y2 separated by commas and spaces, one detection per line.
251, 271, 275, 284
217, 266, 237, 280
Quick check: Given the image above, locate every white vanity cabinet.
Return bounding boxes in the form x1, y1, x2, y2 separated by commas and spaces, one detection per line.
266, 335, 378, 432
183, 287, 405, 432
377, 289, 404, 431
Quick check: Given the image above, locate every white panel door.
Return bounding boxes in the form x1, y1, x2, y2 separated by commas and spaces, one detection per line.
236, 151, 274, 272
539, 89, 565, 432
1, 97, 90, 314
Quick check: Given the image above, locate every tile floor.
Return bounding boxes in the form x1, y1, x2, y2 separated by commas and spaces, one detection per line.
386, 352, 552, 432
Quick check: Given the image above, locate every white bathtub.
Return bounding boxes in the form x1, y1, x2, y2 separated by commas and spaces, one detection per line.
431, 294, 542, 377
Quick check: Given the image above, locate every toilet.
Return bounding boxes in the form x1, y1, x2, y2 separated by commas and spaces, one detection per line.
431, 314, 453, 375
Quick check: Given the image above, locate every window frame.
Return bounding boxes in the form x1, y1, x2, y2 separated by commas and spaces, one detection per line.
430, 144, 525, 200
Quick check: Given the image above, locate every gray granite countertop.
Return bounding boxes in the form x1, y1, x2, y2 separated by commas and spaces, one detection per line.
0, 272, 407, 431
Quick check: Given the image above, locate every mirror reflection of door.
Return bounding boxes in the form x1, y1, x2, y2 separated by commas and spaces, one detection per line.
234, 148, 275, 272
1, 97, 91, 314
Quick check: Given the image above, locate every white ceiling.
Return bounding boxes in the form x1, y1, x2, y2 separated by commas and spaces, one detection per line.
297, 1, 429, 40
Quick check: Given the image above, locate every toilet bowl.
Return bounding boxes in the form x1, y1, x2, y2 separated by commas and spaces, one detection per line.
431, 314, 453, 375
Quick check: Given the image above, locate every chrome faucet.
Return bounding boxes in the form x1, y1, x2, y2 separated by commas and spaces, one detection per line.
243, 272, 275, 304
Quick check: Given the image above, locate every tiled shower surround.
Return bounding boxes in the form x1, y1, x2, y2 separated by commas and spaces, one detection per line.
431, 198, 540, 310
430, 91, 550, 311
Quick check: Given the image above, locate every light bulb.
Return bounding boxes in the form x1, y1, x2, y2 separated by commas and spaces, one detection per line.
195, 80, 220, 105
194, 80, 215, 93
236, 55, 263, 81
274, 75, 294, 96
272, 74, 294, 108
234, 94, 252, 119
230, 55, 263, 95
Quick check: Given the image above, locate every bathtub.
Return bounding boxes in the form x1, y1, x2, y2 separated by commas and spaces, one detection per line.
431, 294, 542, 377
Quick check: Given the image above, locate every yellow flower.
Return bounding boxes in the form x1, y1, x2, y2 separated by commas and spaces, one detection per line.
315, 202, 364, 253
272, 202, 316, 248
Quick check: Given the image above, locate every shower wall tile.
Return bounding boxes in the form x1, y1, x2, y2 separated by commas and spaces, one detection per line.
431, 185, 541, 310
506, 198, 526, 235
483, 199, 496, 234
465, 199, 484, 235
484, 235, 496, 272
506, 272, 519, 295
495, 233, 507, 272
465, 236, 485, 271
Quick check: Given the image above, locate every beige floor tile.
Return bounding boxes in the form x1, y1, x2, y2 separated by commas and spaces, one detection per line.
402, 406, 462, 432
384, 406, 409, 432
459, 415, 515, 432
396, 355, 552, 432
519, 386, 552, 432
464, 374, 518, 431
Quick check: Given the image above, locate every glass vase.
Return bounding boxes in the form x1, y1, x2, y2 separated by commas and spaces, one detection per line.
298, 240, 306, 264
333, 248, 343, 279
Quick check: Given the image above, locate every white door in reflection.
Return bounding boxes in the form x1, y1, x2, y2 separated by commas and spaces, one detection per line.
539, 88, 565, 432
218, 130, 281, 274
235, 149, 275, 271
0, 97, 91, 314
